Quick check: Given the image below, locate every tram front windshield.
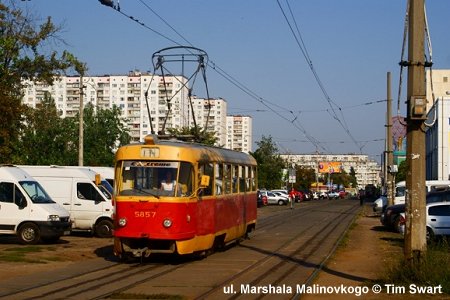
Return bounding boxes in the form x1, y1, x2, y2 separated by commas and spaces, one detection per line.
118, 161, 193, 197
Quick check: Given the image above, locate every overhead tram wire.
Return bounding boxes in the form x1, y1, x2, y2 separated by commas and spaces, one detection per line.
98, 0, 332, 152
276, 0, 362, 153
283, 0, 359, 149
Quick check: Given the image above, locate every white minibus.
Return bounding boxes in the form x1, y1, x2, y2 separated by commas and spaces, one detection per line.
0, 165, 71, 244
19, 165, 114, 237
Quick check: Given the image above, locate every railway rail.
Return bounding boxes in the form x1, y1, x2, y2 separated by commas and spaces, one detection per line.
0, 199, 360, 300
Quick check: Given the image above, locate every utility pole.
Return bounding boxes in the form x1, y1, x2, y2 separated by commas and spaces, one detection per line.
386, 72, 394, 206
404, 0, 427, 262
78, 76, 84, 166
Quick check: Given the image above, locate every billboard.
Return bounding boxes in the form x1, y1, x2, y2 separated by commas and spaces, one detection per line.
318, 162, 342, 174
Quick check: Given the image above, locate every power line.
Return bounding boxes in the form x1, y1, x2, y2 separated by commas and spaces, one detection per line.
276, 0, 362, 153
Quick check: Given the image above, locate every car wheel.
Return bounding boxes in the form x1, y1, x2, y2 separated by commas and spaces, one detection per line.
18, 222, 41, 244
393, 216, 404, 233
278, 200, 285, 206
95, 219, 114, 238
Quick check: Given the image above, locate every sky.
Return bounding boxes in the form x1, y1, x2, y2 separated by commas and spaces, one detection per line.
15, 0, 450, 163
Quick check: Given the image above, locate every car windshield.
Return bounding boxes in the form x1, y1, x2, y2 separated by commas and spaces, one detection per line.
118, 160, 193, 198
102, 180, 113, 195
19, 181, 55, 204
396, 186, 406, 197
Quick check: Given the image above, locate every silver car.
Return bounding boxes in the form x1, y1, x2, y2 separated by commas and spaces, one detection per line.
260, 191, 288, 205
427, 202, 450, 239
398, 201, 450, 240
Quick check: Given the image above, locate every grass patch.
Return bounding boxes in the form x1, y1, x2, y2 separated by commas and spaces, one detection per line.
0, 245, 60, 263
380, 241, 450, 294
109, 293, 186, 299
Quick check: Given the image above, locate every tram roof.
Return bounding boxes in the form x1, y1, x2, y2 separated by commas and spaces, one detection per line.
118, 135, 257, 165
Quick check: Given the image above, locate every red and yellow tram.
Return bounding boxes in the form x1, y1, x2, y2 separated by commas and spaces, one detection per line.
113, 135, 257, 258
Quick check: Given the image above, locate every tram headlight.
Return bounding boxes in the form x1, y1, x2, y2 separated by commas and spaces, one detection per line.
162, 218, 172, 228
118, 218, 127, 227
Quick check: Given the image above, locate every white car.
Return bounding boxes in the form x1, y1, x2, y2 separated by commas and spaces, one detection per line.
372, 195, 387, 213
398, 201, 450, 240
260, 191, 288, 205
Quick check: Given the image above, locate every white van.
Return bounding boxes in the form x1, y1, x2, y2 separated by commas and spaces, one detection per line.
74, 166, 114, 189
19, 166, 114, 238
395, 180, 450, 205
89, 167, 114, 188
0, 165, 71, 244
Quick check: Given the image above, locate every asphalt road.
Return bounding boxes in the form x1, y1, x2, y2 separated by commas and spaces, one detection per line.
0, 198, 361, 300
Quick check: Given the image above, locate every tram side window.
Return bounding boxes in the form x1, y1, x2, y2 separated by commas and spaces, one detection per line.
244, 166, 250, 192
232, 165, 239, 193
215, 164, 223, 195
199, 163, 213, 196
178, 162, 193, 196
224, 164, 232, 194
239, 166, 245, 193
251, 166, 257, 191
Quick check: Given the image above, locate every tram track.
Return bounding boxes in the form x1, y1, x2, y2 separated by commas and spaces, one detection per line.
194, 200, 360, 299
0, 199, 360, 299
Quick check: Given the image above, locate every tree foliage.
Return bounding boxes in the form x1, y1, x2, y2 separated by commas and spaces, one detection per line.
80, 103, 131, 166
0, 2, 83, 162
329, 170, 356, 189
250, 135, 285, 189
396, 160, 407, 183
293, 166, 316, 191
12, 97, 130, 166
167, 127, 219, 146
13, 95, 77, 165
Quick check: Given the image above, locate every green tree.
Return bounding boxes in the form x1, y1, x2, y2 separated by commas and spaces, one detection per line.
0, 3, 84, 162
13, 94, 78, 165
330, 170, 354, 189
294, 165, 316, 191
79, 103, 131, 166
250, 135, 285, 189
396, 160, 407, 183
167, 127, 218, 146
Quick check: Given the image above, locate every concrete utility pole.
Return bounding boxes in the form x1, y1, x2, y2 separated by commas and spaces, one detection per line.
404, 0, 427, 262
386, 72, 394, 206
78, 76, 84, 166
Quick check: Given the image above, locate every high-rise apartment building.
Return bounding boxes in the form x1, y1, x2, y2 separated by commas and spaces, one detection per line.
189, 97, 228, 147
21, 72, 252, 152
280, 153, 380, 189
226, 115, 253, 153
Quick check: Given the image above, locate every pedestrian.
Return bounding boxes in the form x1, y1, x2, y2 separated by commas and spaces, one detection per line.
289, 187, 295, 209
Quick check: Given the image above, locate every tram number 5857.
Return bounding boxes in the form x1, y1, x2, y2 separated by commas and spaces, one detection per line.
134, 211, 156, 218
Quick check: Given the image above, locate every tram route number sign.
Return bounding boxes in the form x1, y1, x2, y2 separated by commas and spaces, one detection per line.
141, 147, 160, 158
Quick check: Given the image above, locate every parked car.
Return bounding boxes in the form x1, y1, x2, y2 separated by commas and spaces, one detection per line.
372, 195, 387, 213
257, 190, 268, 207
319, 191, 328, 199
327, 191, 340, 199
426, 202, 450, 240
398, 202, 450, 241
380, 203, 405, 231
381, 188, 450, 233
312, 192, 319, 200
260, 190, 288, 205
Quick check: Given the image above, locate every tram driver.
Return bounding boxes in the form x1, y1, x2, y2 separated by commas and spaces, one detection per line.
160, 171, 181, 195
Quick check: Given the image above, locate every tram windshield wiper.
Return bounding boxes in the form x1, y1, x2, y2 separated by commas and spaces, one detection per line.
132, 188, 160, 199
